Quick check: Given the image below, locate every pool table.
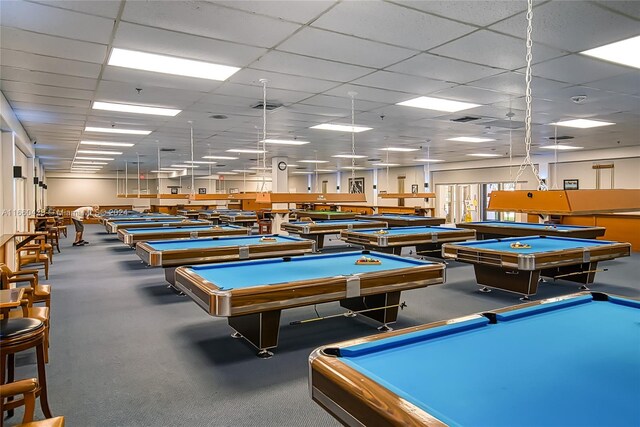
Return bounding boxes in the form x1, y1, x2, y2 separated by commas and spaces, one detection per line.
100, 213, 176, 226
456, 220, 606, 239
341, 226, 476, 256
309, 292, 640, 427
106, 219, 208, 233
355, 214, 446, 227
442, 236, 631, 299
281, 219, 388, 250
135, 235, 315, 285
296, 210, 357, 221
197, 210, 225, 223
104, 215, 187, 233
176, 209, 203, 219
117, 225, 250, 247
174, 251, 445, 357
219, 211, 258, 227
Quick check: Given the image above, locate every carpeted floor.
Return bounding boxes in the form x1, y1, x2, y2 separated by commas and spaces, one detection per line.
8, 225, 639, 426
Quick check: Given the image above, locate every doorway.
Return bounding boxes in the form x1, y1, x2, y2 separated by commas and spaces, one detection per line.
397, 176, 405, 206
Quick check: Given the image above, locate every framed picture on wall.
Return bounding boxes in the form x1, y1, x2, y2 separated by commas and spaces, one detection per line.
411, 184, 419, 194
564, 179, 579, 190
348, 177, 365, 194
170, 188, 178, 194
198, 188, 207, 194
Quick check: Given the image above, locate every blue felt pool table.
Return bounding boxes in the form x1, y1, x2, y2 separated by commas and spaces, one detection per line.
174, 251, 445, 357
442, 236, 631, 299
355, 214, 446, 227
117, 224, 249, 246
340, 226, 476, 256
106, 219, 209, 233
310, 292, 640, 427
281, 219, 388, 250
456, 220, 606, 239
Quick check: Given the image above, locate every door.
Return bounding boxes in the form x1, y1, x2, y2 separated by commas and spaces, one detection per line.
397, 176, 405, 206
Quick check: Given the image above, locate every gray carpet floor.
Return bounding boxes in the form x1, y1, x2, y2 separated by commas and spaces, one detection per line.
8, 225, 639, 426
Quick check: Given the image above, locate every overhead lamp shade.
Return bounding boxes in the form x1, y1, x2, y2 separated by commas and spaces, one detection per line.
34, 177, 40, 185
13, 166, 25, 179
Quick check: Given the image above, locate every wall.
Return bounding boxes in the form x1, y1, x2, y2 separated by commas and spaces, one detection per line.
549, 157, 640, 190
47, 177, 122, 206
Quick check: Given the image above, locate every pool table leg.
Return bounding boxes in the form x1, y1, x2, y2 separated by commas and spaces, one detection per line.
304, 234, 323, 251
474, 265, 540, 299
542, 261, 599, 286
227, 310, 282, 358
340, 291, 401, 331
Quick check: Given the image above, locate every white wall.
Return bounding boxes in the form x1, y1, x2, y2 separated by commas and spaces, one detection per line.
549, 157, 640, 190
47, 177, 122, 206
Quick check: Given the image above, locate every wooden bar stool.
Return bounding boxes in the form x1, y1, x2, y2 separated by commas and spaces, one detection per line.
0, 318, 52, 424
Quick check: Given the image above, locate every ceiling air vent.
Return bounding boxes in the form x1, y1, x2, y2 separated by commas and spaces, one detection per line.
451, 116, 481, 123
251, 101, 283, 111
548, 135, 574, 141
209, 114, 228, 119
160, 148, 176, 152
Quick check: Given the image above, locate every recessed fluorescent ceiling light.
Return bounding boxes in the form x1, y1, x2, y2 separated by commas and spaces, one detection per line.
93, 101, 181, 117
70, 170, 97, 173
340, 166, 367, 170
287, 164, 299, 167
292, 171, 314, 174
580, 35, 640, 69
80, 141, 134, 147
150, 170, 172, 173
540, 144, 583, 150
249, 167, 270, 170
551, 119, 615, 129
73, 161, 108, 165
379, 147, 419, 152
184, 161, 217, 164
171, 164, 199, 168
84, 126, 151, 135
414, 158, 444, 163
447, 137, 495, 143
373, 163, 400, 167
232, 169, 255, 173
261, 139, 310, 145
468, 153, 501, 157
315, 169, 336, 172
78, 150, 123, 155
217, 172, 238, 175
310, 124, 372, 133
75, 156, 114, 161
332, 154, 367, 159
108, 48, 240, 81
226, 149, 266, 154
299, 160, 329, 164
203, 155, 239, 160
397, 96, 481, 112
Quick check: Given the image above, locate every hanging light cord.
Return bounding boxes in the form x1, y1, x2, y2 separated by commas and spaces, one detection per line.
348, 91, 359, 193
513, 0, 546, 190
261, 79, 268, 193
189, 121, 195, 196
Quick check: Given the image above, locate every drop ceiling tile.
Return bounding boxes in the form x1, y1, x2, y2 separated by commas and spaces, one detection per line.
595, 1, 640, 19
228, 68, 340, 93
0, 1, 115, 44
101, 67, 223, 93
584, 73, 640, 96
469, 72, 568, 98
9, 101, 89, 116
532, 54, 629, 85
350, 71, 454, 95
252, 50, 373, 82
431, 30, 566, 70
121, 1, 301, 48
323, 84, 417, 104
387, 53, 504, 84
1, 80, 94, 100
490, 1, 640, 53
16, 111, 86, 125
4, 92, 91, 108
277, 27, 416, 68
285, 104, 351, 118
397, 0, 527, 27
31, 0, 122, 18
113, 22, 265, 68
0, 49, 102, 78
311, 1, 475, 51
212, 1, 337, 23
0, 67, 97, 91
429, 85, 512, 105
95, 80, 207, 108
211, 83, 314, 104
0, 27, 107, 63
297, 94, 387, 112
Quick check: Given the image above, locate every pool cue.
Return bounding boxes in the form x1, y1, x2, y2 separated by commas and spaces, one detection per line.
289, 301, 407, 326
551, 268, 607, 279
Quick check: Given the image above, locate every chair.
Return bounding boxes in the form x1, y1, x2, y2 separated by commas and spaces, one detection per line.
0, 263, 51, 310
17, 238, 49, 280
0, 379, 64, 427
46, 227, 60, 254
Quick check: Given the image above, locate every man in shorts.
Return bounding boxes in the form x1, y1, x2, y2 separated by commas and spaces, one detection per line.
71, 205, 99, 246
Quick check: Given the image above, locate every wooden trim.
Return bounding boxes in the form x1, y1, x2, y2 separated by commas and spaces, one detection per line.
379, 192, 436, 199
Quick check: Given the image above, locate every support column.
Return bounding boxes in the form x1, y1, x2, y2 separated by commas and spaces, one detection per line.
1, 131, 18, 269
271, 157, 289, 234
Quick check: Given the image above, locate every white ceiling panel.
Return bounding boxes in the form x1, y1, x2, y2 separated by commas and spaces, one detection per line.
584, 73, 640, 96
4, 91, 91, 108
386, 53, 504, 84
213, 1, 337, 24
531, 54, 629, 85
0, 67, 97, 91
211, 83, 314, 104
0, 49, 102, 78
252, 50, 374, 82
9, 101, 89, 116
113, 22, 266, 68
349, 71, 454, 95
431, 30, 567, 70
121, 1, 301, 48
30, 0, 122, 18
490, 1, 640, 53
95, 80, 207, 108
323, 84, 413, 104
596, 1, 640, 19
297, 94, 388, 112
1, 80, 94, 100
469, 72, 568, 98
396, 0, 527, 27
101, 67, 223, 93
0, 27, 107, 63
0, 0, 115, 43
311, 1, 476, 51
191, 94, 269, 110
228, 68, 340, 93
430, 85, 512, 105
277, 27, 417, 68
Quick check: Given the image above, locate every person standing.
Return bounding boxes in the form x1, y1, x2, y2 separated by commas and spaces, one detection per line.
71, 205, 99, 246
